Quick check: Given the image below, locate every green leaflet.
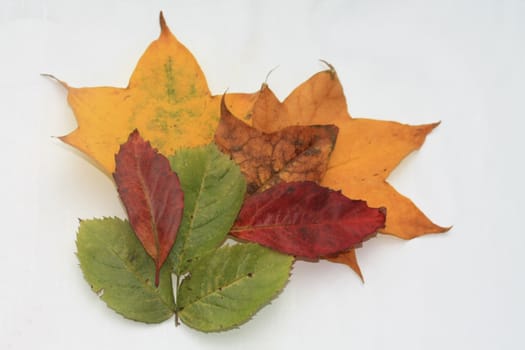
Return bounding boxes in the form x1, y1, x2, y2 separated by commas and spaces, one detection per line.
76, 217, 175, 323
177, 243, 293, 332
168, 144, 246, 275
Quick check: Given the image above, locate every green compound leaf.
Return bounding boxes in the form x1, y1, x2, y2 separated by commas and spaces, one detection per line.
168, 144, 246, 275
177, 243, 293, 332
76, 217, 175, 323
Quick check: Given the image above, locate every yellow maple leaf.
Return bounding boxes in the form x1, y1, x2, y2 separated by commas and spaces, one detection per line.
56, 13, 244, 174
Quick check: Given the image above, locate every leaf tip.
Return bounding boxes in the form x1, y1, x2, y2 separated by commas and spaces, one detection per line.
159, 11, 172, 37
352, 262, 365, 283
264, 66, 279, 85
58, 134, 72, 145
429, 121, 441, 131
418, 121, 441, 137
41, 73, 69, 88
440, 224, 453, 233
128, 128, 140, 139
319, 59, 337, 77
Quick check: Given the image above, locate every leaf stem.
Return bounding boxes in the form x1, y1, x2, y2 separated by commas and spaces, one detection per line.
174, 274, 180, 326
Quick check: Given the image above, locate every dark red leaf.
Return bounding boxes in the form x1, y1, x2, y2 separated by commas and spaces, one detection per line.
230, 181, 386, 259
113, 130, 184, 286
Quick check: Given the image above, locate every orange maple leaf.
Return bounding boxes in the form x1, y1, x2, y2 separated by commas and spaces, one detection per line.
227, 67, 449, 278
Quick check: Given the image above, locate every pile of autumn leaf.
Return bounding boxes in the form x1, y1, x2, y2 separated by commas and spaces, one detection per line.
55, 14, 448, 332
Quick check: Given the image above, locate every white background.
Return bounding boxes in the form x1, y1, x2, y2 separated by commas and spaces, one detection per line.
1, 0, 524, 349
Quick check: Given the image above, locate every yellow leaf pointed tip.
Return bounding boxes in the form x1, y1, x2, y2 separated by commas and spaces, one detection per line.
58, 134, 71, 145
41, 73, 69, 89
159, 11, 172, 38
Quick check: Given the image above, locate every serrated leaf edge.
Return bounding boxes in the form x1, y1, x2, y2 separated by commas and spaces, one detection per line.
76, 216, 176, 323
170, 144, 246, 276
178, 244, 294, 333
172, 147, 214, 274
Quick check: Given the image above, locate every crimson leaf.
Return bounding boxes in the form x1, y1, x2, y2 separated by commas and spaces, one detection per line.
230, 181, 386, 259
114, 130, 184, 286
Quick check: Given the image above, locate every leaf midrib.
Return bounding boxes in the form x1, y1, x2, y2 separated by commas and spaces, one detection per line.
231, 217, 379, 232
179, 256, 279, 310
175, 154, 213, 274
134, 151, 161, 263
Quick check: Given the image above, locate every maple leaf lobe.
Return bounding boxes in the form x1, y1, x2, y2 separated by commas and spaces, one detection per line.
59, 13, 219, 173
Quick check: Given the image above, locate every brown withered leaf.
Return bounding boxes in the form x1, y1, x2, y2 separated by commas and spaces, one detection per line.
214, 97, 338, 195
